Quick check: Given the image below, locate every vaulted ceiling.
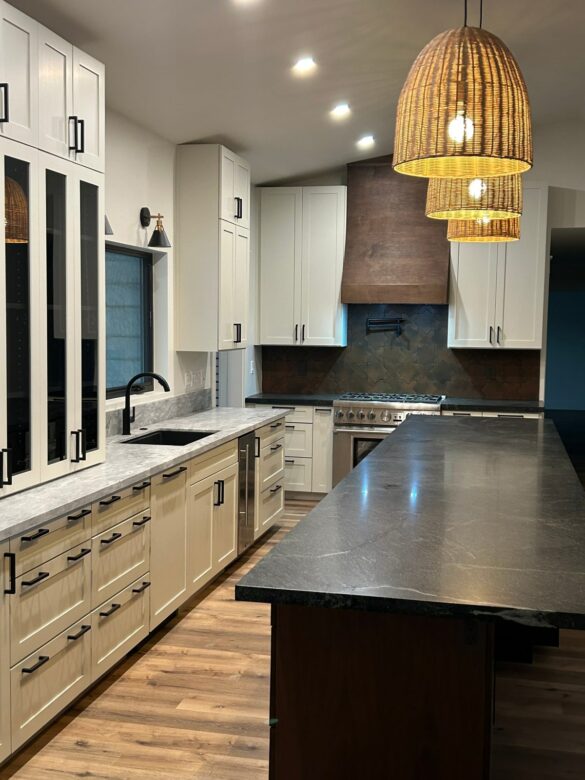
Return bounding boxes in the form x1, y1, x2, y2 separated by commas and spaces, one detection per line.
12, 0, 585, 182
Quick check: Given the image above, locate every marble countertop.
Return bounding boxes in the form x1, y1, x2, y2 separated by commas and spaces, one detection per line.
0, 407, 285, 544
237, 415, 585, 630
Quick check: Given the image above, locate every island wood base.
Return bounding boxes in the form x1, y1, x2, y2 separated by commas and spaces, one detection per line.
269, 604, 494, 780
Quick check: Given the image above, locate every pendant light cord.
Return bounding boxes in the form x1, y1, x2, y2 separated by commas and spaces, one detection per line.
464, 0, 468, 26
479, 0, 483, 28
464, 0, 483, 28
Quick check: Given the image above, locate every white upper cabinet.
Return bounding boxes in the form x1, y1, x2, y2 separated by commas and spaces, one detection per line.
176, 144, 251, 352
0, 1, 38, 147
448, 183, 548, 350
260, 186, 347, 347
38, 27, 73, 159
71, 48, 105, 172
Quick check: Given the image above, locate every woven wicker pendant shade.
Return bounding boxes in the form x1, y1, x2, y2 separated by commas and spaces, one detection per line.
393, 26, 532, 179
426, 174, 522, 220
4, 176, 29, 244
447, 217, 520, 242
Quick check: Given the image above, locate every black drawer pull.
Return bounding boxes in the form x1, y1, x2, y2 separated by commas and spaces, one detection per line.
67, 548, 91, 563
162, 466, 187, 480
132, 581, 151, 594
22, 655, 49, 675
270, 444, 282, 451
132, 481, 151, 492
99, 603, 121, 618
270, 422, 282, 429
101, 532, 122, 546
4, 552, 16, 595
21, 528, 50, 543
0, 83, 9, 123
22, 571, 50, 588
99, 495, 121, 507
67, 508, 91, 522
133, 515, 150, 527
67, 624, 91, 642
285, 458, 295, 464
270, 484, 283, 494
285, 424, 295, 430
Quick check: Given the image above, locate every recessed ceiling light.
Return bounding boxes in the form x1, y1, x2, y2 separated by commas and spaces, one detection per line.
356, 134, 375, 150
292, 56, 317, 76
330, 103, 351, 120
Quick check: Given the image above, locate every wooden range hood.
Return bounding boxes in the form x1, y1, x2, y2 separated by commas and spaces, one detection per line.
341, 156, 449, 304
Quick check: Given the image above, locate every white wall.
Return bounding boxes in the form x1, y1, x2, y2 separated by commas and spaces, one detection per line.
105, 110, 211, 408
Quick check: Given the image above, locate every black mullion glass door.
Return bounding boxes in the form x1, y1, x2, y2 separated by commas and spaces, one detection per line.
79, 181, 99, 454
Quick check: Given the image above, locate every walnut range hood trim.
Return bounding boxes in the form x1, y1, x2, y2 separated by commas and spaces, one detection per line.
341, 156, 450, 305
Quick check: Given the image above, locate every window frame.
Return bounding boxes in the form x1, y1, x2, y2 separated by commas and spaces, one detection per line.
105, 243, 154, 399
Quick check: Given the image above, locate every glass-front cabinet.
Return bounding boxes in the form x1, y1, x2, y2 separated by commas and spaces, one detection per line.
0, 144, 104, 497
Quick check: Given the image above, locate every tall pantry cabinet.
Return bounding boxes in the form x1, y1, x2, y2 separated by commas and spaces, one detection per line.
0, 1, 105, 497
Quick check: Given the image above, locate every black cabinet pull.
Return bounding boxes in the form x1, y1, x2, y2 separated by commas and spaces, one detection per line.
234, 196, 243, 219
101, 532, 122, 546
234, 323, 242, 344
70, 430, 80, 463
315, 408, 332, 414
214, 480, 225, 507
285, 458, 295, 464
270, 421, 282, 429
0, 83, 9, 122
99, 603, 121, 618
270, 484, 283, 494
270, 444, 282, 451
301, 324, 306, 342
67, 508, 91, 523
20, 527, 50, 543
132, 481, 151, 492
489, 325, 494, 345
497, 325, 502, 345
214, 480, 221, 507
3, 552, 16, 595
67, 548, 91, 563
22, 571, 50, 588
285, 424, 295, 430
132, 515, 150, 527
162, 466, 187, 480
68, 115, 78, 151
99, 495, 121, 507
294, 324, 299, 342
77, 118, 85, 153
22, 655, 49, 675
0, 447, 13, 487
132, 581, 151, 594
67, 624, 91, 642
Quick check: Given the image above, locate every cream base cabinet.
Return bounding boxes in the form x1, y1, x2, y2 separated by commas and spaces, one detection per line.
260, 186, 347, 347
186, 475, 215, 595
150, 466, 188, 628
312, 407, 334, 493
212, 462, 238, 572
448, 183, 548, 349
176, 144, 250, 352
1, 543, 11, 763
0, 1, 38, 147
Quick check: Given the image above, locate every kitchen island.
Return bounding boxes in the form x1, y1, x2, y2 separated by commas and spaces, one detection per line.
236, 415, 585, 779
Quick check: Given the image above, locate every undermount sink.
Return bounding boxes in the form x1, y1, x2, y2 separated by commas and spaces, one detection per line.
123, 429, 218, 446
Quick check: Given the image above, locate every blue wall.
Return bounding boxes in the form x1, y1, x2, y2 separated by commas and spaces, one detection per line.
546, 289, 585, 410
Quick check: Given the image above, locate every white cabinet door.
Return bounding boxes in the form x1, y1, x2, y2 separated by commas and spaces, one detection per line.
284, 457, 312, 492
260, 187, 302, 345
220, 146, 236, 224
218, 220, 236, 351
448, 243, 498, 348
212, 462, 238, 572
38, 27, 73, 159
233, 227, 249, 348
72, 48, 105, 172
186, 474, 215, 596
300, 187, 347, 346
495, 185, 548, 349
0, 139, 42, 498
234, 157, 250, 229
312, 407, 333, 493
150, 466, 188, 628
0, 2, 38, 147
0, 542, 11, 763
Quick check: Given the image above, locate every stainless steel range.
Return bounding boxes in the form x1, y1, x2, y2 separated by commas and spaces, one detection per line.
332, 393, 443, 486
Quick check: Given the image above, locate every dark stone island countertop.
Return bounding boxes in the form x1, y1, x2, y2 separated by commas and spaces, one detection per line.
236, 415, 585, 630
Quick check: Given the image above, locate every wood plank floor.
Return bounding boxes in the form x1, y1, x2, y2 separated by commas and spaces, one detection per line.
2, 498, 585, 779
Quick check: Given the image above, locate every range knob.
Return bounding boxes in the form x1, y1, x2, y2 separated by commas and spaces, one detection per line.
336, 410, 344, 419
380, 410, 391, 423
347, 410, 355, 420
368, 411, 376, 421
358, 410, 366, 420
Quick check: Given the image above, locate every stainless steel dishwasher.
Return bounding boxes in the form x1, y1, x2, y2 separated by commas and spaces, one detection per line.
237, 432, 256, 554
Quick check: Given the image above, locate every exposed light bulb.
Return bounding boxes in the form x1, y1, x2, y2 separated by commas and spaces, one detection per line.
330, 103, 351, 120
468, 178, 486, 200
292, 56, 317, 76
448, 112, 474, 144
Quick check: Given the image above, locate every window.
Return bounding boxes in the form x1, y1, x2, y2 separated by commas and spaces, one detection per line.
106, 245, 153, 398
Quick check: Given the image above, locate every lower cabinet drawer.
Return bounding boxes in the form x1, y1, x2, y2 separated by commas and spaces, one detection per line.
259, 437, 285, 490
258, 480, 284, 534
284, 422, 313, 458
258, 418, 286, 448
92, 512, 150, 608
11, 617, 92, 750
10, 545, 92, 665
92, 481, 151, 537
284, 457, 313, 492
91, 576, 151, 683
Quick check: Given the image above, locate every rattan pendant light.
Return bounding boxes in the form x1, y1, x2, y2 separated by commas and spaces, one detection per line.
4, 176, 29, 244
393, 1, 532, 179
447, 216, 520, 242
426, 174, 522, 220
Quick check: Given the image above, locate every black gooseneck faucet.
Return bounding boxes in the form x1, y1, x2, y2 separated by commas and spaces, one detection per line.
122, 372, 171, 435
